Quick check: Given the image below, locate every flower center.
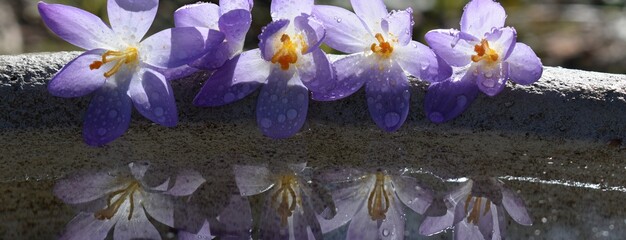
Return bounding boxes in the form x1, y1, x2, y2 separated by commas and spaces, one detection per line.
371, 33, 394, 59
367, 171, 390, 221
464, 195, 492, 224
271, 34, 307, 71
471, 39, 499, 64
90, 47, 139, 78
94, 181, 140, 221
271, 174, 299, 227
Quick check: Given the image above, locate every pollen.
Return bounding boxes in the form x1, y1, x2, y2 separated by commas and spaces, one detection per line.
94, 181, 140, 221
471, 39, 499, 64
464, 195, 492, 224
271, 34, 307, 71
271, 174, 299, 227
371, 33, 394, 59
89, 47, 139, 78
367, 171, 390, 221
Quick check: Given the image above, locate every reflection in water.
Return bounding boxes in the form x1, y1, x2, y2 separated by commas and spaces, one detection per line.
420, 177, 532, 239
178, 220, 214, 240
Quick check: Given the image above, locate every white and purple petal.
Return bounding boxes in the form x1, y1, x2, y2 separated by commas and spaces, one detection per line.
476, 63, 509, 97
128, 69, 178, 127
382, 8, 413, 46
460, 0, 506, 38
258, 19, 290, 62
107, 0, 158, 43
425, 29, 478, 67
142, 191, 174, 227
270, 0, 313, 21
219, 9, 252, 52
345, 203, 378, 240
296, 49, 334, 93
220, 0, 254, 14
391, 176, 433, 214
54, 171, 121, 204
424, 73, 479, 123
365, 62, 410, 132
112, 198, 161, 240
311, 5, 370, 54
59, 212, 116, 240
141, 27, 224, 68
485, 27, 517, 61
394, 41, 443, 83
379, 198, 406, 240
165, 170, 206, 197
477, 202, 495, 240
350, 0, 388, 32
294, 14, 326, 54
232, 164, 274, 196
311, 53, 369, 101
82, 78, 132, 146
48, 49, 108, 98
174, 3, 220, 29
506, 42, 543, 85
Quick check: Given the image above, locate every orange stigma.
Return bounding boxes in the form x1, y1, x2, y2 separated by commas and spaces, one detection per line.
90, 47, 139, 78
271, 174, 299, 227
367, 171, 390, 220
471, 39, 499, 64
371, 33, 394, 58
271, 34, 307, 70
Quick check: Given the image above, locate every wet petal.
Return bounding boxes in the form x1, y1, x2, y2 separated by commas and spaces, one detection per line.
53, 171, 120, 204
143, 192, 174, 227
501, 187, 532, 226
216, 195, 253, 237
391, 176, 433, 214
311, 5, 370, 53
232, 164, 274, 196
346, 203, 378, 240
453, 221, 484, 240
476, 63, 508, 96
350, 0, 388, 30
419, 211, 454, 236
189, 42, 231, 70
318, 183, 364, 233
178, 220, 213, 240
382, 8, 412, 46
259, 19, 290, 61
424, 73, 479, 123
294, 14, 326, 54
270, 0, 313, 21
219, 9, 252, 52
425, 29, 478, 67
506, 42, 543, 85
394, 41, 443, 83
379, 199, 405, 240
453, 196, 469, 225
220, 0, 254, 13
113, 199, 160, 240
166, 170, 206, 197
194, 49, 269, 107
365, 62, 410, 132
485, 27, 517, 60
151, 65, 198, 81
82, 78, 132, 146
256, 68, 309, 139
128, 69, 178, 127
142, 27, 224, 68
59, 212, 115, 240
108, 0, 158, 43
174, 3, 220, 29
477, 203, 494, 240
460, 0, 506, 38
48, 49, 108, 98
296, 49, 334, 93
311, 53, 368, 101
38, 2, 121, 50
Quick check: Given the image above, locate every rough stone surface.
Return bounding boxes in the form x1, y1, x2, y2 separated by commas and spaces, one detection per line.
1, 52, 626, 239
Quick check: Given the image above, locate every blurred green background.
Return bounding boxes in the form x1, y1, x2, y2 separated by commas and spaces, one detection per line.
1, 0, 624, 73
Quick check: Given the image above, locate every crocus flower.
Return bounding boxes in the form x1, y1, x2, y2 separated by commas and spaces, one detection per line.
39, 0, 224, 146
424, 0, 543, 123
419, 177, 532, 240
233, 163, 331, 239
54, 162, 206, 240
193, 0, 333, 139
311, 0, 447, 132
317, 168, 433, 240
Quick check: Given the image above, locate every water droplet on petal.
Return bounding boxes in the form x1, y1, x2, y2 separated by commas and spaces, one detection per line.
261, 118, 273, 128
108, 110, 118, 118
287, 109, 298, 120
154, 107, 164, 117
224, 92, 236, 103
457, 95, 468, 107
384, 112, 401, 128
429, 112, 444, 123
97, 128, 107, 136
271, 94, 278, 102
382, 228, 390, 237
482, 79, 496, 88
277, 114, 286, 123
485, 72, 493, 78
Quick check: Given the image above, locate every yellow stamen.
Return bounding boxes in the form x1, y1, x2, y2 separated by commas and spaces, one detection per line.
471, 39, 499, 64
90, 47, 139, 78
464, 195, 492, 224
367, 171, 390, 221
271, 34, 307, 71
271, 174, 298, 227
94, 181, 141, 221
371, 33, 394, 59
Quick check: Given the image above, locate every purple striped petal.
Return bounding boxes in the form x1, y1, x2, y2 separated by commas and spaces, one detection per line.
174, 3, 220, 29
48, 49, 108, 98
425, 29, 478, 67
38, 2, 121, 50
193, 49, 269, 107
270, 0, 313, 21
82, 78, 132, 146
311, 5, 370, 54
107, 0, 158, 43
424, 73, 479, 123
311, 53, 368, 101
142, 27, 224, 68
365, 62, 410, 132
350, 0, 388, 32
506, 43, 543, 85
382, 8, 413, 46
259, 19, 290, 62
128, 69, 178, 127
394, 41, 443, 83
460, 0, 506, 38
296, 49, 334, 93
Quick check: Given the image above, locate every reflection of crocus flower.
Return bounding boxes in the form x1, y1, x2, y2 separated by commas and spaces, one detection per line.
317, 169, 433, 239
178, 220, 214, 240
194, 0, 333, 139
424, 0, 543, 123
311, 0, 447, 132
38, 0, 224, 146
54, 162, 206, 240
419, 178, 532, 240
233, 163, 329, 239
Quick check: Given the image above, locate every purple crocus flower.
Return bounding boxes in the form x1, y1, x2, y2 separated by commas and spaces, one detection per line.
419, 177, 532, 239
54, 162, 206, 240
317, 168, 433, 240
38, 0, 224, 146
233, 163, 330, 239
193, 0, 333, 139
424, 0, 543, 123
311, 0, 448, 132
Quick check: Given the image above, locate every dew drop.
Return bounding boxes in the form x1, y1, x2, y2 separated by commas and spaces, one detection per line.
287, 109, 298, 120
376, 103, 383, 110
224, 92, 236, 103
277, 114, 286, 123
384, 112, 400, 128
482, 79, 496, 88
403, 90, 410, 100
457, 95, 467, 107
485, 72, 493, 78
108, 110, 118, 118
271, 94, 278, 102
429, 112, 444, 123
382, 228, 390, 237
97, 128, 107, 136
154, 107, 164, 117
336, 18, 342, 23
261, 118, 273, 128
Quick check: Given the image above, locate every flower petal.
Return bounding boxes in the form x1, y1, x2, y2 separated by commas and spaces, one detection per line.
425, 29, 478, 67
48, 49, 108, 98
82, 77, 132, 146
382, 8, 413, 46
193, 49, 269, 107
259, 19, 290, 61
476, 63, 509, 96
453, 221, 484, 240
151, 65, 199, 81
318, 183, 364, 233
501, 187, 532, 226
113, 199, 161, 240
296, 49, 334, 93
460, 0, 506, 38
174, 3, 220, 29
53, 171, 121, 204
391, 176, 433, 214
142, 27, 224, 68
232, 164, 274, 196
128, 69, 178, 127
258, 192, 290, 240
220, 0, 254, 13
59, 212, 115, 240
365, 62, 410, 132
38, 2, 121, 50
143, 191, 174, 227
294, 14, 326, 54
346, 203, 378, 240
311, 53, 368, 101
270, 0, 313, 21
424, 73, 479, 123
219, 9, 252, 52
107, 0, 158, 43
485, 27, 517, 60
379, 199, 405, 239
178, 220, 213, 240
166, 170, 206, 197
394, 41, 443, 83
350, 0, 388, 31
256, 69, 309, 139
311, 5, 370, 53
419, 211, 454, 236
477, 202, 495, 240
506, 42, 543, 85
215, 195, 254, 237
